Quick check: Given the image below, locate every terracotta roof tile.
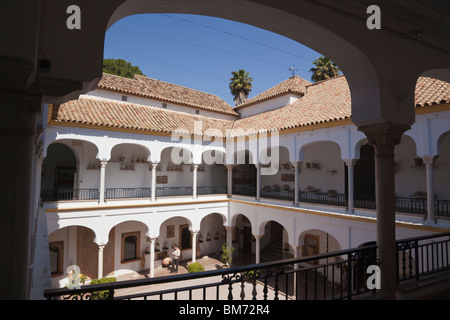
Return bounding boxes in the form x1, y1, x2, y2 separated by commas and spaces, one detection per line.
235, 76, 311, 109
415, 77, 450, 107
98, 73, 238, 116
231, 75, 350, 136
54, 74, 450, 138
54, 97, 234, 137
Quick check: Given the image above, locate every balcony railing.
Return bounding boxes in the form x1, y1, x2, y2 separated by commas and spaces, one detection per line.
42, 231, 450, 300
396, 231, 450, 284
41, 189, 99, 201
41, 187, 450, 217
437, 200, 450, 217
105, 188, 151, 199
44, 245, 378, 300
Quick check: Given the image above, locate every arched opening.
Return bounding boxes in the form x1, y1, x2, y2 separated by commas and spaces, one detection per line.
232, 150, 257, 196
158, 216, 192, 258
350, 143, 375, 208
260, 221, 289, 262
230, 214, 254, 265
156, 147, 195, 196
42, 139, 101, 201
106, 143, 151, 199
41, 142, 77, 201
199, 213, 227, 258
47, 225, 114, 287
260, 146, 293, 200
299, 141, 345, 205
198, 150, 227, 195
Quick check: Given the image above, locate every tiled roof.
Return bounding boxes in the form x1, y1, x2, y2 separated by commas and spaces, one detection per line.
53, 74, 450, 138
235, 76, 312, 109
231, 75, 350, 136
53, 97, 233, 137
97, 73, 238, 116
415, 76, 450, 107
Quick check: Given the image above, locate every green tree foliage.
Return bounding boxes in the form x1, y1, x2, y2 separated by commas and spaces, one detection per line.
229, 69, 253, 106
102, 59, 144, 79
309, 56, 341, 82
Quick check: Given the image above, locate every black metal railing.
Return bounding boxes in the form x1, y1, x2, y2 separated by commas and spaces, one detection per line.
105, 188, 151, 199
395, 197, 427, 215
41, 189, 99, 201
437, 200, 450, 217
353, 194, 377, 210
299, 191, 348, 207
260, 188, 294, 201
197, 186, 227, 195
43, 245, 378, 300
232, 185, 256, 197
156, 186, 193, 197
396, 231, 450, 284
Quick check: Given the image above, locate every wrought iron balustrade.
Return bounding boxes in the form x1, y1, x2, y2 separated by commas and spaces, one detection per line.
41, 189, 99, 201
396, 231, 450, 284
437, 200, 450, 217
232, 185, 256, 197
44, 245, 378, 300
261, 188, 294, 201
105, 187, 151, 199
197, 186, 227, 195
299, 191, 347, 207
156, 186, 193, 197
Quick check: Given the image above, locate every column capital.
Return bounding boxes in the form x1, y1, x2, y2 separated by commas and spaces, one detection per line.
422, 155, 439, 166
290, 161, 299, 167
225, 164, 235, 170
358, 123, 410, 157
100, 160, 108, 167
343, 159, 357, 167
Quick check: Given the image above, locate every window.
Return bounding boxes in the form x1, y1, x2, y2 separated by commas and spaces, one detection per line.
121, 232, 140, 262
162, 102, 167, 108
195, 110, 200, 114
49, 241, 64, 276
121, 95, 127, 101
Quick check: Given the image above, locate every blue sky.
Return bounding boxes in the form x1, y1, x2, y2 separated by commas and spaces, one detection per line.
104, 13, 322, 106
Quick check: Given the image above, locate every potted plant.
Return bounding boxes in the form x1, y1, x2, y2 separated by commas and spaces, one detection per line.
220, 242, 235, 268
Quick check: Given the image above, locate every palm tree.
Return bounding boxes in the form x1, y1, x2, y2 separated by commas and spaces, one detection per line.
229, 69, 253, 106
309, 56, 341, 82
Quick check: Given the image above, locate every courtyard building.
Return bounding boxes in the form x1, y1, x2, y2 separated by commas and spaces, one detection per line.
36, 72, 450, 293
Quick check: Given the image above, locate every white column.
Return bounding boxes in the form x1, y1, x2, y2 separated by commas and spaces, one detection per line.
292, 245, 300, 299
423, 157, 436, 224
151, 162, 158, 202
98, 244, 105, 279
99, 161, 107, 204
255, 235, 263, 263
226, 165, 234, 197
192, 164, 199, 199
149, 238, 156, 278
292, 161, 299, 206
226, 226, 233, 247
345, 159, 356, 213
256, 164, 261, 201
192, 231, 198, 263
